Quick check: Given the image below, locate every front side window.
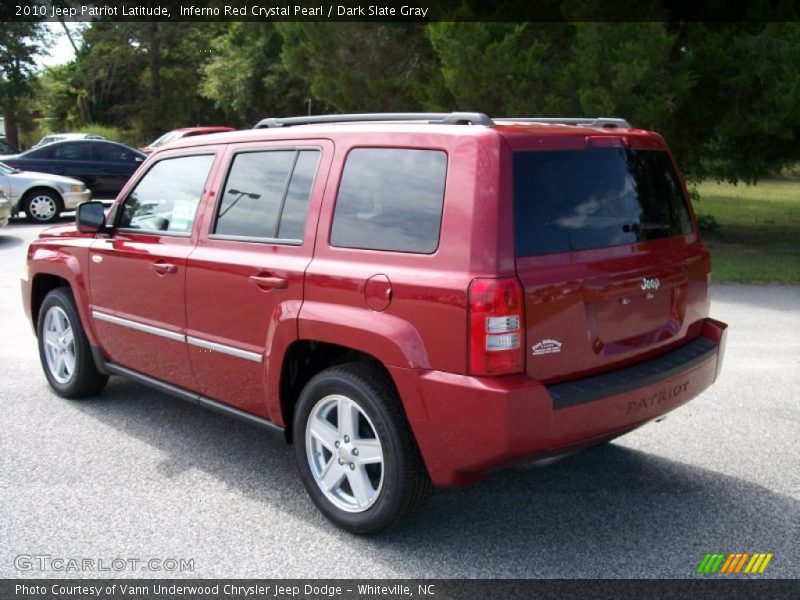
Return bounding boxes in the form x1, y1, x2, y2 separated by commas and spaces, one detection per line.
118, 154, 214, 234
213, 149, 320, 240
330, 148, 447, 253
92, 142, 139, 163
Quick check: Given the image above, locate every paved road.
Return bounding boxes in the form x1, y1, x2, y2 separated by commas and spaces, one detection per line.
1, 218, 798, 579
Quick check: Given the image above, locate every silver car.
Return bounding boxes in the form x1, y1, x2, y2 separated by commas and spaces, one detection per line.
0, 161, 91, 224
0, 189, 11, 228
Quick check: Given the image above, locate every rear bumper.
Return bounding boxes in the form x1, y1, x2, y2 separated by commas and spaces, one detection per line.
391, 318, 728, 487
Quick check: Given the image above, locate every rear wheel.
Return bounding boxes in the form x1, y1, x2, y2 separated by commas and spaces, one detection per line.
37, 288, 108, 398
293, 363, 429, 534
25, 190, 62, 224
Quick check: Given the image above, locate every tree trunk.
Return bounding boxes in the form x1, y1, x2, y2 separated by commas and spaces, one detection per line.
57, 18, 80, 54
3, 114, 19, 149
149, 24, 161, 101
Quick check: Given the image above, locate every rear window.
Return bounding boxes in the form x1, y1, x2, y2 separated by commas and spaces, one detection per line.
331, 148, 447, 253
513, 149, 693, 256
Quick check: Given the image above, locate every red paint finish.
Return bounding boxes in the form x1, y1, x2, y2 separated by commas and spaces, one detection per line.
183, 140, 333, 419
89, 231, 198, 389
22, 120, 727, 488
392, 318, 725, 487
364, 274, 392, 312
515, 236, 711, 383
23, 235, 99, 344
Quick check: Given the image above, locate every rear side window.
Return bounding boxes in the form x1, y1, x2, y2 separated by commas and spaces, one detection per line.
213, 149, 320, 241
52, 143, 91, 161
331, 148, 447, 253
513, 149, 693, 256
118, 154, 214, 234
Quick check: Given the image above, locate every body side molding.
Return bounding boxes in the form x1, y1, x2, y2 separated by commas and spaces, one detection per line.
100, 357, 284, 435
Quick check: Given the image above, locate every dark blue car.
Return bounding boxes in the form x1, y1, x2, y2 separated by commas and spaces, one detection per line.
4, 140, 145, 200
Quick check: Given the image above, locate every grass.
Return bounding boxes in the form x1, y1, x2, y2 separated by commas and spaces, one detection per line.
695, 180, 800, 283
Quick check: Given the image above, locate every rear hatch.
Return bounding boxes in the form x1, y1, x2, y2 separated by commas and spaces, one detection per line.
509, 133, 710, 383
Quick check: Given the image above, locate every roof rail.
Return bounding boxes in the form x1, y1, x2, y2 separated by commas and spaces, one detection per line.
496, 117, 632, 128
254, 112, 494, 129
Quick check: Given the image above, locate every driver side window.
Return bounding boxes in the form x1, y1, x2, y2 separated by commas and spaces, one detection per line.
118, 154, 214, 234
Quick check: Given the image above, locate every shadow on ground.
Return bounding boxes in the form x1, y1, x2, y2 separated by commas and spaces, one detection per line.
74, 377, 799, 578
0, 233, 24, 249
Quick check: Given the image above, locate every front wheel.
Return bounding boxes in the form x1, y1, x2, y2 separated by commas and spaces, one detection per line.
25, 190, 63, 224
293, 363, 429, 534
37, 288, 108, 398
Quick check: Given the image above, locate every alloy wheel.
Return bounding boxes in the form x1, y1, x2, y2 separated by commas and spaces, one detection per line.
43, 306, 76, 384
305, 394, 384, 513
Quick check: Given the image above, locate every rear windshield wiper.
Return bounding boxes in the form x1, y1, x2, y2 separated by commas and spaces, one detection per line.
622, 221, 671, 233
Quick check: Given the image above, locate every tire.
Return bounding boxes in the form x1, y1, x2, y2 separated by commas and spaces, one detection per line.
25, 189, 63, 224
293, 363, 429, 534
37, 288, 108, 398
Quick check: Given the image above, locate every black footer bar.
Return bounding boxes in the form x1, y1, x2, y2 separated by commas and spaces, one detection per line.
3, 579, 799, 600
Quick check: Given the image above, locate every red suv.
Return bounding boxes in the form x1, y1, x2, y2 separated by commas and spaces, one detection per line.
22, 113, 727, 533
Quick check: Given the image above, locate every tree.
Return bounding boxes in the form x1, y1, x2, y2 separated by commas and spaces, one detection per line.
673, 22, 800, 182
277, 23, 451, 112
428, 21, 571, 115
68, 22, 146, 127
129, 22, 227, 138
0, 22, 49, 147
46, 22, 227, 141
562, 22, 693, 150
30, 17, 800, 183
201, 23, 311, 124
426, 17, 800, 182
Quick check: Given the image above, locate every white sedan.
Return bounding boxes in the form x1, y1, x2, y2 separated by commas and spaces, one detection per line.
0, 161, 91, 224
0, 190, 10, 228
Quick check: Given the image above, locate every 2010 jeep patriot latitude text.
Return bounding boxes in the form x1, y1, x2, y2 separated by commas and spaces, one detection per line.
22, 113, 728, 533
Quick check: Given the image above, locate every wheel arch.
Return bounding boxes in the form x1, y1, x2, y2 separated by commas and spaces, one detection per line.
22, 185, 65, 206
27, 254, 99, 347
31, 273, 70, 328
278, 340, 401, 444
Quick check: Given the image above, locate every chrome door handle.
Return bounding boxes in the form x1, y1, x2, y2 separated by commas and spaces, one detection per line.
249, 275, 288, 290
150, 261, 177, 275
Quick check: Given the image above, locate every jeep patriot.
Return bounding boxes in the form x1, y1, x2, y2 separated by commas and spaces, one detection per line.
22, 112, 728, 533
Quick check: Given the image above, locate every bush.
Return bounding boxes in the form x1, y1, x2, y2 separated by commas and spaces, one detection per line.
17, 121, 50, 150
17, 121, 141, 150
696, 213, 721, 232
779, 163, 800, 179
71, 123, 140, 147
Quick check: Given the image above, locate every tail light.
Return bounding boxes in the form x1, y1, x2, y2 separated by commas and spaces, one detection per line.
468, 277, 524, 376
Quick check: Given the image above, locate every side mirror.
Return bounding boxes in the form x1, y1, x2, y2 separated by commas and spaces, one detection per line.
76, 201, 107, 233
